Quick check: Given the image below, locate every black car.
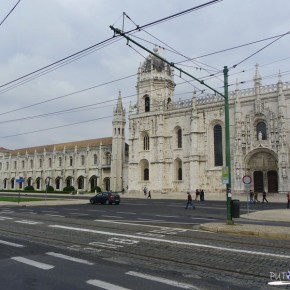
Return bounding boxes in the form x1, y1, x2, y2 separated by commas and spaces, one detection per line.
90, 192, 120, 205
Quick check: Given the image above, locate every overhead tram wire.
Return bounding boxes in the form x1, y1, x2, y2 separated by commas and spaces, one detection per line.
0, 116, 113, 139
0, 73, 136, 116
232, 28, 290, 69
1, 0, 221, 92
0, 0, 21, 27
0, 37, 120, 95
124, 11, 222, 83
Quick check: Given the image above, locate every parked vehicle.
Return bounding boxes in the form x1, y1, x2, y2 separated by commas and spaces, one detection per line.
90, 192, 120, 205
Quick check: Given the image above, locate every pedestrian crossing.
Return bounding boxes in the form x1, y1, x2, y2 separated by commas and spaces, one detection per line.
1, 236, 200, 290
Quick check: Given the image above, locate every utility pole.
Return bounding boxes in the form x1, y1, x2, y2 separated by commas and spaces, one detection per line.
110, 26, 233, 224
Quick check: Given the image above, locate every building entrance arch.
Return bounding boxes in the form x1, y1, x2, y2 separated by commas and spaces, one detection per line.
245, 149, 278, 193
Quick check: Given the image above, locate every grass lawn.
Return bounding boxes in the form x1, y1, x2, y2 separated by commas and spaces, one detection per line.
0, 196, 49, 203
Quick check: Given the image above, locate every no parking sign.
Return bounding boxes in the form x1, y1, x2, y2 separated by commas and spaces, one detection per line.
242, 175, 252, 190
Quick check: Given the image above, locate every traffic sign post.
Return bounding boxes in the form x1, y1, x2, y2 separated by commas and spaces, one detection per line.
242, 175, 252, 215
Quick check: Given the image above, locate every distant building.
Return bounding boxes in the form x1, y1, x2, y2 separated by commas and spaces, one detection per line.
127, 48, 290, 194
0, 92, 128, 192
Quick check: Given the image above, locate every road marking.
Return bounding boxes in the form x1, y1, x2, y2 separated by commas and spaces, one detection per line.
11, 257, 54, 270
86, 279, 130, 289
42, 210, 59, 213
15, 220, 42, 225
94, 220, 207, 232
137, 232, 165, 238
0, 216, 13, 220
126, 271, 200, 289
46, 252, 94, 265
117, 212, 136, 215
191, 217, 218, 221
68, 213, 89, 216
155, 215, 179, 218
0, 239, 25, 248
50, 224, 290, 259
45, 214, 64, 217
137, 218, 165, 222
89, 241, 123, 249
88, 209, 106, 212
102, 215, 123, 219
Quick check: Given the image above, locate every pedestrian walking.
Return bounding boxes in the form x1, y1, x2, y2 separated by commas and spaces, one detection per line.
143, 186, 147, 197
249, 190, 254, 203
200, 189, 205, 201
147, 190, 151, 199
262, 191, 268, 203
185, 192, 196, 209
195, 189, 200, 201
287, 192, 290, 209
254, 192, 260, 203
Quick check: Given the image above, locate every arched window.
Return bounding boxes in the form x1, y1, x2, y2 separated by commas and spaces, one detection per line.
6, 162, 9, 170
145, 95, 150, 112
144, 168, 149, 180
36, 177, 41, 190
22, 160, 25, 169
30, 160, 33, 169
256, 121, 267, 140
48, 158, 52, 168
143, 133, 150, 150
174, 158, 182, 180
177, 128, 182, 148
14, 161, 17, 170
55, 177, 61, 190
81, 155, 85, 166
59, 157, 62, 167
0, 162, 2, 171
77, 176, 84, 189
66, 176, 72, 187
39, 159, 42, 168
93, 154, 98, 165
105, 153, 111, 165
69, 156, 73, 166
214, 124, 223, 166
11, 178, 15, 189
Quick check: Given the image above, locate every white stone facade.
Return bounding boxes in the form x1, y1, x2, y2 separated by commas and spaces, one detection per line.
128, 49, 290, 195
0, 97, 128, 193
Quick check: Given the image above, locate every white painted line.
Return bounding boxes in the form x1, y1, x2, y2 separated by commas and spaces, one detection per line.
86, 279, 131, 289
89, 241, 123, 249
0, 216, 13, 219
15, 220, 42, 225
102, 215, 123, 219
50, 224, 290, 259
156, 215, 179, 218
11, 257, 54, 270
69, 213, 89, 216
126, 271, 199, 290
137, 218, 165, 222
136, 232, 165, 238
94, 220, 207, 232
45, 214, 64, 217
0, 239, 25, 248
42, 211, 59, 213
46, 252, 94, 265
88, 209, 106, 212
117, 212, 136, 215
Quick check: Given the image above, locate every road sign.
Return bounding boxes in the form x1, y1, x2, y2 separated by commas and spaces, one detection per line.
16, 178, 25, 183
242, 175, 252, 184
222, 167, 229, 184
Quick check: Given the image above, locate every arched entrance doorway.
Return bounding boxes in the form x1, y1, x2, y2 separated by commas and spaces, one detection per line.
246, 149, 278, 193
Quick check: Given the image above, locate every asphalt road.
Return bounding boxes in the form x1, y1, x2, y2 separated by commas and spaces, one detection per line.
0, 199, 288, 289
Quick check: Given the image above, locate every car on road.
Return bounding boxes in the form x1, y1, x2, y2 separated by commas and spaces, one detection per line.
90, 192, 120, 205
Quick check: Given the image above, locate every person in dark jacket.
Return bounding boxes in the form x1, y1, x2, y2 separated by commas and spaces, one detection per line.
262, 191, 268, 203
185, 192, 195, 209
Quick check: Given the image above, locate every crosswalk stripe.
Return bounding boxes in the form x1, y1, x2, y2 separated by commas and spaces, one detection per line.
126, 271, 200, 289
86, 279, 131, 290
11, 257, 54, 270
46, 252, 94, 265
0, 239, 25, 248
15, 220, 42, 225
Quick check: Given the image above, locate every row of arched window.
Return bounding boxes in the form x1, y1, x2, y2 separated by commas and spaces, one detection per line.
0, 153, 112, 171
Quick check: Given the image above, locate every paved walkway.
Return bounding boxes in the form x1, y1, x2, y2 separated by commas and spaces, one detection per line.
0, 191, 289, 240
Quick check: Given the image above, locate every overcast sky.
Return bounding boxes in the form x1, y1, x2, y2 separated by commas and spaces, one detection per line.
0, 0, 289, 150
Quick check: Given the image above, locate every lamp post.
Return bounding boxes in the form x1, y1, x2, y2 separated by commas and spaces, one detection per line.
223, 66, 232, 224
110, 26, 233, 223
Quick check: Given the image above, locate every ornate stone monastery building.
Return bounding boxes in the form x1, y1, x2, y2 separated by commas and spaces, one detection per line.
127, 48, 290, 194
1, 49, 290, 195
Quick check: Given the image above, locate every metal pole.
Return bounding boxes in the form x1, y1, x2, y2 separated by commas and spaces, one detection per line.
224, 66, 232, 224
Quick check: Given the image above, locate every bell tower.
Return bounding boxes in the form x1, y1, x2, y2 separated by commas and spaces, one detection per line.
111, 91, 126, 192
